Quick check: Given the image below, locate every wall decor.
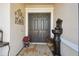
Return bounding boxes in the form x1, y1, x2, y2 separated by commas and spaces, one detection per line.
15, 9, 24, 25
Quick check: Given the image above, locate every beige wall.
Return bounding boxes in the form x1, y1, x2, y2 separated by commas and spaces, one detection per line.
10, 3, 25, 56
54, 3, 78, 56
25, 4, 54, 8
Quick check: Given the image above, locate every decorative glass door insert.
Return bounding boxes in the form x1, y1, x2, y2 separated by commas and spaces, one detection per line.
28, 13, 50, 42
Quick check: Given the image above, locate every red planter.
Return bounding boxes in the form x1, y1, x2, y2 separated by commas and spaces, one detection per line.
23, 36, 30, 47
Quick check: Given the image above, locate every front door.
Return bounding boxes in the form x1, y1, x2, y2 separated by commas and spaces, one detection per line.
28, 13, 50, 42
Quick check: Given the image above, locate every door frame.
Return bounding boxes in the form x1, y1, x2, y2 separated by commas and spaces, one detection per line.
25, 8, 54, 38
28, 13, 51, 42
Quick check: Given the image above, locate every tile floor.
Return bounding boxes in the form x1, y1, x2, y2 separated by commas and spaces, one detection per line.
18, 43, 53, 56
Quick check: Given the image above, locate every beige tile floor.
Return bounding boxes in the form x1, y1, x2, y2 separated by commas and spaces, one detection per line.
18, 43, 53, 56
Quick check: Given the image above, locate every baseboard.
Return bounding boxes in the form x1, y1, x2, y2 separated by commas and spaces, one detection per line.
16, 47, 24, 56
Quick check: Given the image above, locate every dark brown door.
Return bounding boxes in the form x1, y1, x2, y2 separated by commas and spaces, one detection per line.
28, 13, 50, 42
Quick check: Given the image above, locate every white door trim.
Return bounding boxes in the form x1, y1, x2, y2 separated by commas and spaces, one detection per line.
25, 8, 54, 38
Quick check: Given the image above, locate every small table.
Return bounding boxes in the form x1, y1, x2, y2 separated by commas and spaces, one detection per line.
0, 41, 10, 56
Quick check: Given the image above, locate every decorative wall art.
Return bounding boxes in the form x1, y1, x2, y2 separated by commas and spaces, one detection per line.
15, 9, 24, 25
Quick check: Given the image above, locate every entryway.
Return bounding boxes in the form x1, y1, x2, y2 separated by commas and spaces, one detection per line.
28, 13, 50, 42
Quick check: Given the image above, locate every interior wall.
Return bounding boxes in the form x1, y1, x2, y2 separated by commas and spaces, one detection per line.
10, 3, 25, 56
25, 4, 54, 8
53, 3, 78, 56
0, 3, 10, 56
0, 3, 10, 42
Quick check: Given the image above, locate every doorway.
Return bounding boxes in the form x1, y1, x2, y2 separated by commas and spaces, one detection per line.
28, 13, 50, 42
25, 8, 53, 43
